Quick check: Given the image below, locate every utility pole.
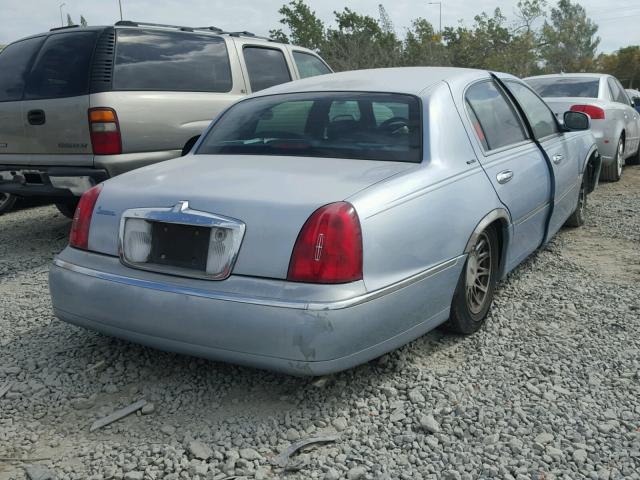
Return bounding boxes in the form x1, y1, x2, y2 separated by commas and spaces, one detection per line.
118, 0, 123, 20
59, 2, 66, 27
428, 2, 442, 35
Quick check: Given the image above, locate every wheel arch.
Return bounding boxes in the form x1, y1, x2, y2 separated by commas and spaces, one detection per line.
583, 145, 601, 194
464, 208, 511, 280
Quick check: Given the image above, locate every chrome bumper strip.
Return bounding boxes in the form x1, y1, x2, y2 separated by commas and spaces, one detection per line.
52, 256, 460, 311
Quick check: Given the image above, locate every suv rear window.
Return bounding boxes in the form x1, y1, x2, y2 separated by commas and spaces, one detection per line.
197, 92, 422, 163
526, 77, 600, 98
113, 29, 232, 92
0, 36, 44, 102
24, 31, 97, 100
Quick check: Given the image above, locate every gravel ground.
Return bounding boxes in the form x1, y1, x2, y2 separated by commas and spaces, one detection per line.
1, 166, 639, 480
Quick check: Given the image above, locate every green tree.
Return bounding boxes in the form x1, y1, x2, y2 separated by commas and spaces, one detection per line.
80, 15, 88, 27
66, 13, 75, 27
403, 18, 450, 66
323, 7, 402, 71
597, 46, 640, 88
540, 0, 599, 72
269, 0, 325, 50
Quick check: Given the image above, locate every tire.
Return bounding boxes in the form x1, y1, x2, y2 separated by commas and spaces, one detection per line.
55, 199, 79, 219
600, 137, 624, 181
565, 179, 587, 228
0, 193, 17, 215
448, 226, 499, 334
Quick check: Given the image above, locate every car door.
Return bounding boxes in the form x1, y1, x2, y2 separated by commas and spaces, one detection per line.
464, 80, 551, 270
608, 77, 640, 156
235, 42, 294, 93
502, 80, 580, 237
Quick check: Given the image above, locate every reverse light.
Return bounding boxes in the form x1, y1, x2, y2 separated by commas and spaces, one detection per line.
287, 202, 363, 284
69, 184, 103, 250
570, 104, 605, 120
89, 107, 122, 155
123, 218, 152, 263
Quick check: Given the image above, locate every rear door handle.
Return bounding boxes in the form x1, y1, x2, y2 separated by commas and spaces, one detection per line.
552, 154, 563, 164
27, 109, 46, 125
496, 170, 513, 184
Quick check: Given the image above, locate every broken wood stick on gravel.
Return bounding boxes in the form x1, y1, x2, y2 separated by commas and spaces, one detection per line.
271, 435, 339, 468
0, 382, 13, 399
89, 399, 147, 432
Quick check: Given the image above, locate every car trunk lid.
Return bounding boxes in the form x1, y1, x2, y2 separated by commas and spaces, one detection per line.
89, 154, 416, 279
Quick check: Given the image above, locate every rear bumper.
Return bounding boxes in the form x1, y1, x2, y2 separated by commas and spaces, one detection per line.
0, 166, 108, 198
49, 248, 462, 375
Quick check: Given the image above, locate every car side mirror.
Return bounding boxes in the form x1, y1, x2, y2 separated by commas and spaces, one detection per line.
563, 111, 590, 131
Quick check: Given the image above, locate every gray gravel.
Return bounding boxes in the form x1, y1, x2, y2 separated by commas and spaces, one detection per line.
1, 166, 640, 480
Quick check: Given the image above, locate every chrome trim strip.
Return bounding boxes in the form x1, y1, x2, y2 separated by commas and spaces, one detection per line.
118, 202, 246, 281
52, 256, 460, 311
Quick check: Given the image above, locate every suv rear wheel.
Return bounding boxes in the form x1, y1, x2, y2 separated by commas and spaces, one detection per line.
0, 193, 17, 215
55, 199, 79, 219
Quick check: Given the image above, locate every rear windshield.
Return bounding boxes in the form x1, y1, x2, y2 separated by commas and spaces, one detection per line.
197, 92, 422, 163
526, 77, 600, 98
113, 29, 232, 92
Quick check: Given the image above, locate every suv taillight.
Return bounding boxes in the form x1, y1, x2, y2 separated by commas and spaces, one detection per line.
69, 184, 103, 250
89, 108, 122, 155
570, 104, 605, 120
287, 202, 363, 284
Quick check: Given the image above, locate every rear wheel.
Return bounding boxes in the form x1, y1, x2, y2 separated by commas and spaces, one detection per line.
565, 179, 587, 227
601, 137, 624, 181
448, 226, 499, 334
55, 199, 79, 219
0, 193, 17, 215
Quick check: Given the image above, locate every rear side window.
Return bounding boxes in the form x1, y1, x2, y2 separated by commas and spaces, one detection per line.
527, 77, 600, 98
0, 37, 44, 102
113, 29, 232, 92
24, 32, 97, 100
243, 47, 291, 92
608, 78, 629, 104
465, 81, 527, 151
197, 92, 422, 163
292, 51, 331, 79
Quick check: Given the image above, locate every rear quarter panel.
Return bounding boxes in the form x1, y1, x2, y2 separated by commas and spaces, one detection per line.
349, 82, 503, 292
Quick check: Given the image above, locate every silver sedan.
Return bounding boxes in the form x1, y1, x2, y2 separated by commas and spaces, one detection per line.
526, 73, 640, 181
49, 67, 599, 375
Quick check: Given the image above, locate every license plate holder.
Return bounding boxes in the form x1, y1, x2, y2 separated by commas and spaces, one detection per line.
148, 221, 211, 272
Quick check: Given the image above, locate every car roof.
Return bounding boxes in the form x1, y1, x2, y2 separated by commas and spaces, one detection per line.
525, 73, 606, 81
255, 67, 510, 97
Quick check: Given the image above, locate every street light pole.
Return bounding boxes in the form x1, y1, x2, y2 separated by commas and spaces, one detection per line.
59, 2, 66, 27
428, 2, 442, 34
118, 0, 123, 20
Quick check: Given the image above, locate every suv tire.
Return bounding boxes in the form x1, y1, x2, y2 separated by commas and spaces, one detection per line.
55, 199, 79, 219
0, 193, 17, 215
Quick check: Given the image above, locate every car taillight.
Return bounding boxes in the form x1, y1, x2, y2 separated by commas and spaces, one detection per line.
287, 202, 363, 284
89, 108, 122, 155
69, 184, 103, 250
570, 104, 605, 120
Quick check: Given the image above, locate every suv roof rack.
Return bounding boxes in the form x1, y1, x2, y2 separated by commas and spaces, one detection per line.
49, 25, 80, 32
115, 20, 275, 41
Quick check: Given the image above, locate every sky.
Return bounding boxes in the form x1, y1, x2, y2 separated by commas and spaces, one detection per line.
0, 0, 639, 53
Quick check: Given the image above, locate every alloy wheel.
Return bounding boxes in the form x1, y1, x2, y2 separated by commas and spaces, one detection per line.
465, 231, 493, 316
616, 139, 624, 178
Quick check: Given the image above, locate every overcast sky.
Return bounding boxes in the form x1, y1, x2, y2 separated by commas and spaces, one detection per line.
1, 0, 639, 53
